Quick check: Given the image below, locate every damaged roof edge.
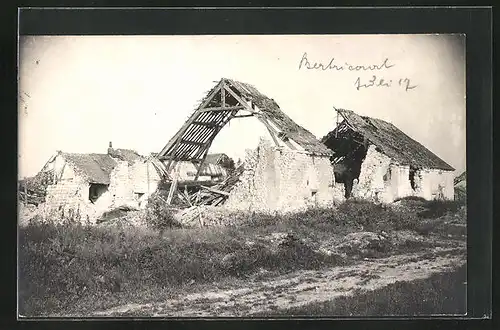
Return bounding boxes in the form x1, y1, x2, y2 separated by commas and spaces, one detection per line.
327, 108, 455, 171
157, 78, 333, 160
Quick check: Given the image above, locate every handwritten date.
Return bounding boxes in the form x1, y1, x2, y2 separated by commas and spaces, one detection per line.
354, 76, 417, 91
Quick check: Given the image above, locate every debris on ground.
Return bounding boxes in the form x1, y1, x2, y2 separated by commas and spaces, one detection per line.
173, 205, 247, 227
336, 232, 390, 251
18, 171, 53, 207
163, 164, 245, 209
18, 203, 40, 226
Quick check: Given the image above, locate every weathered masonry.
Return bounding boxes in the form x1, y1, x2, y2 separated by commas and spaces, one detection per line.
32, 145, 163, 223
156, 78, 343, 211
322, 109, 455, 203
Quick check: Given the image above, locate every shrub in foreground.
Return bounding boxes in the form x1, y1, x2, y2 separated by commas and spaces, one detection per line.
145, 191, 182, 231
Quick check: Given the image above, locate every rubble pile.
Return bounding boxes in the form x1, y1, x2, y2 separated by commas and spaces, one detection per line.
184, 164, 245, 207
18, 170, 54, 206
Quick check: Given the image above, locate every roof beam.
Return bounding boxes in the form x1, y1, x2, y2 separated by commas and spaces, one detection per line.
233, 114, 255, 118
193, 108, 240, 177
179, 140, 206, 146
223, 85, 256, 113
157, 83, 223, 157
199, 105, 245, 112
261, 119, 281, 147
259, 115, 297, 150
221, 79, 226, 107
192, 121, 219, 127
194, 148, 211, 181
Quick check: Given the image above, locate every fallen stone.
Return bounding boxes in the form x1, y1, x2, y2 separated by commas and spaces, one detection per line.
336, 231, 389, 251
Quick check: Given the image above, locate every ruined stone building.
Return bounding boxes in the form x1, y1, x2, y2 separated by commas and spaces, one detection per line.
223, 137, 342, 212
22, 78, 459, 226
32, 144, 163, 223
156, 78, 342, 212
322, 109, 456, 203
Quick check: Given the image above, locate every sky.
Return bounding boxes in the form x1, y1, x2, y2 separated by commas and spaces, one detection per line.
18, 34, 466, 179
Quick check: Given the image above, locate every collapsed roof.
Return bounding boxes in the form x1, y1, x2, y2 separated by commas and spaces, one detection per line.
157, 78, 333, 176
49, 150, 229, 185
108, 148, 143, 165
60, 153, 121, 184
39, 149, 143, 185
204, 153, 230, 165
322, 109, 455, 171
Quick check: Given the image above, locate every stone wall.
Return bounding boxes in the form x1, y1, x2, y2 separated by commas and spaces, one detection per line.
33, 154, 167, 224
43, 165, 96, 223
224, 139, 344, 213
352, 145, 393, 203
416, 168, 455, 200
352, 144, 455, 203
108, 160, 135, 208
130, 161, 161, 196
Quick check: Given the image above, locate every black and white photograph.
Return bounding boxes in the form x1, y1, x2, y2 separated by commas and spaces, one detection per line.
18, 33, 467, 318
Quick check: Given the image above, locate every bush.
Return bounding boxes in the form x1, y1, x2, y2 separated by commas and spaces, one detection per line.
455, 188, 466, 204
145, 192, 182, 231
416, 200, 462, 219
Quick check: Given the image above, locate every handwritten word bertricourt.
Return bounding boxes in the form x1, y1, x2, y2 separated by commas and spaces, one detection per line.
298, 52, 395, 71
354, 75, 417, 92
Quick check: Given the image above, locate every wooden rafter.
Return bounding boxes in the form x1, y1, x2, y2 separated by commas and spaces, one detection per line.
259, 116, 281, 147
193, 121, 219, 127
194, 109, 239, 179
157, 78, 310, 178
194, 148, 211, 181
199, 105, 245, 112
179, 140, 206, 146
221, 79, 226, 107
233, 114, 255, 119
223, 85, 255, 113
258, 114, 297, 150
158, 82, 223, 157
200, 185, 230, 196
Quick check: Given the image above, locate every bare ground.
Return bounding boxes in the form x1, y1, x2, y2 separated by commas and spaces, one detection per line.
91, 244, 465, 317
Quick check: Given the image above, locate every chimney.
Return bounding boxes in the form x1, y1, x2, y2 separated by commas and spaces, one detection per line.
108, 141, 113, 155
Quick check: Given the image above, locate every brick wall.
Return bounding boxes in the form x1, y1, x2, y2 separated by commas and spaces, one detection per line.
40, 156, 166, 223
130, 161, 161, 195
417, 169, 455, 200
108, 161, 135, 208
224, 139, 344, 213
43, 165, 96, 223
352, 144, 393, 202
129, 160, 162, 208
353, 144, 455, 202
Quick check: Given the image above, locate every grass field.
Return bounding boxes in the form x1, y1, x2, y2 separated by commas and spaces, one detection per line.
18, 198, 466, 317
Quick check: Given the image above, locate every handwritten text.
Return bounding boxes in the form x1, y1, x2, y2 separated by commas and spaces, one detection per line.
354, 76, 417, 91
298, 52, 395, 72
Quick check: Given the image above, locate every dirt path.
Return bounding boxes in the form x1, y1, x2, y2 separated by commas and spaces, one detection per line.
92, 246, 466, 317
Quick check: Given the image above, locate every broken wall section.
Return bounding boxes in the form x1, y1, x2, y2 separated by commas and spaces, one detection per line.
38, 156, 163, 224
352, 145, 455, 203
224, 139, 344, 213
42, 165, 97, 223
130, 161, 162, 208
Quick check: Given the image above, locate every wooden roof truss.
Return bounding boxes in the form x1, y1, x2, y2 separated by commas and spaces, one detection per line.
157, 79, 295, 180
